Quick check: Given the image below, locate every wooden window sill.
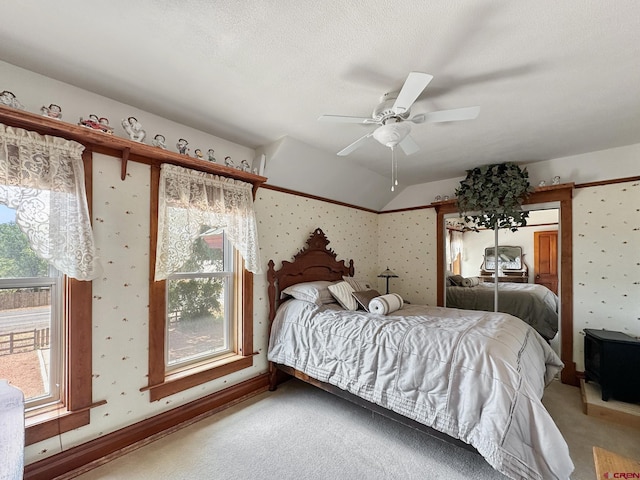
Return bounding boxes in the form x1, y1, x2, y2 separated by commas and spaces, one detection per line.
25, 400, 107, 445
142, 354, 255, 402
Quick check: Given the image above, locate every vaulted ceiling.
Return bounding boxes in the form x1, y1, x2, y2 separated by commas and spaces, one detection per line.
2, 1, 639, 209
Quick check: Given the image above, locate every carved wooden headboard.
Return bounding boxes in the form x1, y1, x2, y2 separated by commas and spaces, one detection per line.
267, 228, 354, 325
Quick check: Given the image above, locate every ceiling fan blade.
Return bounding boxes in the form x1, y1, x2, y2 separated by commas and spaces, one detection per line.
318, 114, 375, 124
423, 106, 480, 123
336, 133, 373, 156
398, 134, 420, 156
409, 113, 426, 124
392, 72, 434, 114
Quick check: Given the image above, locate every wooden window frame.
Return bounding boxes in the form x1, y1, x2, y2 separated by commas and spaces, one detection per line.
24, 150, 98, 445
145, 166, 254, 402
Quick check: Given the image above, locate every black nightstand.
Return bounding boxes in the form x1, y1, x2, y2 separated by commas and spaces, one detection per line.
584, 328, 640, 402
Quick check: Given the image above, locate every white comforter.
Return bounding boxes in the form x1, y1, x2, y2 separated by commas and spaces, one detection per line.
268, 300, 574, 480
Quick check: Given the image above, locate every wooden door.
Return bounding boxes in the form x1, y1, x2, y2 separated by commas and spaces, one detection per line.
534, 230, 558, 294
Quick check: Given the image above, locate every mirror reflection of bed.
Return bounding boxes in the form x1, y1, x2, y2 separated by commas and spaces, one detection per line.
443, 209, 560, 352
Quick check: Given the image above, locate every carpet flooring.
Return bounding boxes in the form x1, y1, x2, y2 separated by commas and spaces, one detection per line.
69, 378, 639, 480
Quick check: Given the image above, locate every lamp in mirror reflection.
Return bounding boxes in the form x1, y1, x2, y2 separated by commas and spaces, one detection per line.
378, 267, 399, 294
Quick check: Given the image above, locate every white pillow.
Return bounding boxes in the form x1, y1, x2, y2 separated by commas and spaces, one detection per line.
281, 281, 335, 305
328, 281, 357, 311
369, 293, 404, 315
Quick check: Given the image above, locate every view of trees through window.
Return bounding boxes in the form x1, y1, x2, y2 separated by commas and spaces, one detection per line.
166, 226, 232, 367
0, 205, 58, 404
0, 222, 49, 277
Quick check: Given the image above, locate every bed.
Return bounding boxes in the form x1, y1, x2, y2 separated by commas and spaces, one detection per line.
446, 281, 559, 341
266, 228, 574, 480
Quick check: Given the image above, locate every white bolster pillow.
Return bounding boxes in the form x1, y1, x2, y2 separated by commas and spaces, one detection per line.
461, 276, 480, 287
369, 293, 404, 315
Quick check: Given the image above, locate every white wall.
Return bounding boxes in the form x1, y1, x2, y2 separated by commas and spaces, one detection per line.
0, 61, 254, 167
257, 136, 394, 211
383, 144, 640, 211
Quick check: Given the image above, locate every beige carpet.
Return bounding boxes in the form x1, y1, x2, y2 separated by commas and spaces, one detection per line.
66, 378, 639, 480
541, 379, 640, 480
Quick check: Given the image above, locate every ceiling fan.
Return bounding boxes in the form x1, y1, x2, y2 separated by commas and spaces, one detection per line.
318, 72, 480, 190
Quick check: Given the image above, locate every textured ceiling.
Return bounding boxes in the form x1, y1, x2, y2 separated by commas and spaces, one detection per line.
1, 1, 639, 191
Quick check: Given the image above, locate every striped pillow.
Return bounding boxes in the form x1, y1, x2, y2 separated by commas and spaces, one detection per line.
328, 281, 357, 311
368, 293, 404, 315
342, 276, 372, 292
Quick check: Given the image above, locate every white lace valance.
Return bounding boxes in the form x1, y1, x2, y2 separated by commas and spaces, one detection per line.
155, 164, 261, 280
0, 123, 101, 280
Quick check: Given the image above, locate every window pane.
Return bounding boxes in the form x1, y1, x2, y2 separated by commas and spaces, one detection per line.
0, 204, 60, 407
0, 286, 53, 402
0, 208, 50, 278
167, 277, 230, 366
174, 227, 226, 274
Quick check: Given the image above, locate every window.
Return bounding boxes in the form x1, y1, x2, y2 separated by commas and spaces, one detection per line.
146, 165, 258, 401
166, 228, 234, 370
0, 206, 63, 409
0, 125, 98, 444
0, 208, 94, 445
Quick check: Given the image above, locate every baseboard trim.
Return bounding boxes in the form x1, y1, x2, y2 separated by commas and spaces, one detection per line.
24, 373, 270, 480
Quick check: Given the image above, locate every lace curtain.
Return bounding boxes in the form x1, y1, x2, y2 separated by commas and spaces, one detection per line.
446, 229, 464, 273
0, 124, 101, 280
155, 164, 261, 280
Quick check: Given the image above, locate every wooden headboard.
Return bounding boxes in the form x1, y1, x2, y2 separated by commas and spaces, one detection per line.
267, 228, 354, 325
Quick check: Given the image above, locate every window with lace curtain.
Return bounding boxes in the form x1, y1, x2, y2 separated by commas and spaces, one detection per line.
448, 229, 464, 275
146, 164, 260, 401
164, 227, 235, 370
0, 123, 98, 443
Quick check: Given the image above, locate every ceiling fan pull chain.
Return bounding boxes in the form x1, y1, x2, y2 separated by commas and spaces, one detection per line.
391, 146, 396, 192
394, 149, 398, 186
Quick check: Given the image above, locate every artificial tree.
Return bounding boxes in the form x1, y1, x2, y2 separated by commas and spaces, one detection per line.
455, 162, 532, 310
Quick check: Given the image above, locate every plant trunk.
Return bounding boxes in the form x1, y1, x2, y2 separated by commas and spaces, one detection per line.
494, 226, 499, 312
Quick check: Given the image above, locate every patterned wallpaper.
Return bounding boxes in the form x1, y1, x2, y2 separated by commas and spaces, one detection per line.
252, 188, 378, 342
572, 180, 640, 370
378, 209, 438, 305
254, 189, 379, 281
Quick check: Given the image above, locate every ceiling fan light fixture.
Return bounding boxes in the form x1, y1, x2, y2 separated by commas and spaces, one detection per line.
372, 122, 412, 148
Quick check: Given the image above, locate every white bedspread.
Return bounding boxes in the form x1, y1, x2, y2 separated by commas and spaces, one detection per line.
268, 300, 574, 480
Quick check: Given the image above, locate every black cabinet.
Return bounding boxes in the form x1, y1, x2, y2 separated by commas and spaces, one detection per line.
584, 328, 640, 402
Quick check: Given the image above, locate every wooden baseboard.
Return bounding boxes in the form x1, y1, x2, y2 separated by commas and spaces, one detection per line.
24, 373, 270, 480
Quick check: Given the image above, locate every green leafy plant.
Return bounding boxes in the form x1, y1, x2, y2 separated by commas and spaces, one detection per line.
455, 162, 532, 232
0, 222, 49, 277
167, 226, 224, 322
